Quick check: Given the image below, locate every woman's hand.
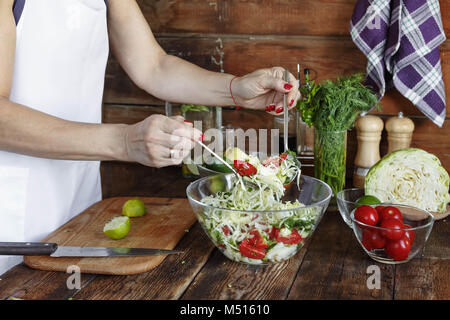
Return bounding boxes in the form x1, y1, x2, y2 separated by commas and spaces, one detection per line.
230, 67, 300, 115
123, 114, 202, 168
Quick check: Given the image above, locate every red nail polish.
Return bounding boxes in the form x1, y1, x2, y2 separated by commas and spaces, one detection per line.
289, 99, 294, 107
200, 134, 204, 142
184, 120, 192, 124
284, 84, 293, 90
275, 107, 284, 114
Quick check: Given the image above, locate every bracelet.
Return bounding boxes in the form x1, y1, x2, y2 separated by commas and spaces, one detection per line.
229, 76, 241, 110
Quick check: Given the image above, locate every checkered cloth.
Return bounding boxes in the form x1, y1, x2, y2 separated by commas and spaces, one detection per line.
350, 0, 447, 127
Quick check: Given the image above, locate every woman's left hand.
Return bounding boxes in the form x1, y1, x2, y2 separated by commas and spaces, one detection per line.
230, 67, 300, 115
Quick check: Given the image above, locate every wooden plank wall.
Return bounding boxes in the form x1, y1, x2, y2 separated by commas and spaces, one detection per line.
101, 0, 450, 198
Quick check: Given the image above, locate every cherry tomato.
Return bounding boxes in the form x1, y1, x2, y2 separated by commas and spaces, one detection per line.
361, 238, 373, 251
362, 228, 386, 250
375, 206, 386, 215
404, 224, 415, 243
354, 205, 379, 227
275, 228, 303, 245
233, 160, 257, 177
380, 218, 406, 241
280, 153, 288, 161
385, 237, 411, 261
248, 230, 268, 249
239, 239, 266, 259
380, 206, 403, 223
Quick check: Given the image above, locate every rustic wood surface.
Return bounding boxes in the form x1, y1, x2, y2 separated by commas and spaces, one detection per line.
0, 173, 448, 300
24, 197, 197, 275
103, 37, 450, 117
137, 0, 450, 37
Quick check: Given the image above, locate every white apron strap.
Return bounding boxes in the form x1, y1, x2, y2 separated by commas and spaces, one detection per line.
13, 0, 108, 25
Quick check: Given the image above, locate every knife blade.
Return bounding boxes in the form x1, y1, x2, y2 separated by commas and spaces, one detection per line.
0, 242, 183, 257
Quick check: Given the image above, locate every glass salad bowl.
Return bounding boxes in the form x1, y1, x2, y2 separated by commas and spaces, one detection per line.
351, 204, 434, 264
186, 174, 332, 265
336, 188, 395, 228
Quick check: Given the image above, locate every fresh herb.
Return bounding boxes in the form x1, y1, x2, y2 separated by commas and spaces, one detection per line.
181, 104, 210, 114
296, 73, 380, 194
212, 230, 224, 244
297, 72, 320, 127
297, 73, 379, 130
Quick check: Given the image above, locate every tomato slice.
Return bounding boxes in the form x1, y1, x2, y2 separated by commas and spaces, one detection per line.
269, 226, 278, 240
222, 226, 231, 236
275, 228, 303, 245
233, 160, 257, 176
239, 239, 266, 259
248, 230, 268, 249
262, 157, 280, 168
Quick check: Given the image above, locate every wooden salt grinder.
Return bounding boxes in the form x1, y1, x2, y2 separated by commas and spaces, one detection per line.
386, 112, 414, 154
353, 115, 384, 188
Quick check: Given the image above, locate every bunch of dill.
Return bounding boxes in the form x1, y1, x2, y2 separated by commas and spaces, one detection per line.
312, 73, 380, 130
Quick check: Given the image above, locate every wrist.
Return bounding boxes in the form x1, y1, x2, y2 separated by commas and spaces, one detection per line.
229, 76, 243, 109
106, 123, 130, 162
229, 75, 242, 108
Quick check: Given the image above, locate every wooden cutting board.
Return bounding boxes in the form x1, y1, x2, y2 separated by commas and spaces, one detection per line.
24, 197, 197, 275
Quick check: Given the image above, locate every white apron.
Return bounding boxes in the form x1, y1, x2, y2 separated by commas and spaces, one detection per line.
0, 0, 109, 275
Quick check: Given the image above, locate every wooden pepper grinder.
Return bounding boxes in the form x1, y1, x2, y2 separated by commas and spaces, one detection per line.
386, 112, 415, 154
353, 115, 384, 188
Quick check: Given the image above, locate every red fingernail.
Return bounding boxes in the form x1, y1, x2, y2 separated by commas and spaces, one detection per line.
275, 107, 284, 114
184, 120, 193, 124
200, 134, 204, 142
289, 99, 294, 107
284, 84, 293, 90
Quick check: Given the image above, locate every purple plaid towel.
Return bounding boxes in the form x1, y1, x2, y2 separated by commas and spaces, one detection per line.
350, 0, 447, 127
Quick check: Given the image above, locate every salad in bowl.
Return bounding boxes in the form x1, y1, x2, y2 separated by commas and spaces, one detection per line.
187, 148, 332, 264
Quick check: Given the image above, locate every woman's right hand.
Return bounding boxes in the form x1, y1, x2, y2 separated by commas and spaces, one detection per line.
123, 114, 202, 168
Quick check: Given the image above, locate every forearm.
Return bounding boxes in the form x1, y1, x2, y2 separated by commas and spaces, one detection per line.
0, 98, 128, 161
142, 54, 236, 107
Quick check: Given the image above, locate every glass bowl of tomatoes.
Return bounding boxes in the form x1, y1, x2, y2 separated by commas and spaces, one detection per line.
351, 204, 435, 264
186, 174, 332, 265
336, 188, 395, 228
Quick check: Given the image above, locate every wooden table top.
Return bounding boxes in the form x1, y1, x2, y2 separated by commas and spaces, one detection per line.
0, 205, 448, 300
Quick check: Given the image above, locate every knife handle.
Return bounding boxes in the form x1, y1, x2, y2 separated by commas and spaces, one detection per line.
0, 242, 57, 256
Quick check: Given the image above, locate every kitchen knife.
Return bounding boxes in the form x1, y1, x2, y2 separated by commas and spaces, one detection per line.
0, 242, 183, 257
